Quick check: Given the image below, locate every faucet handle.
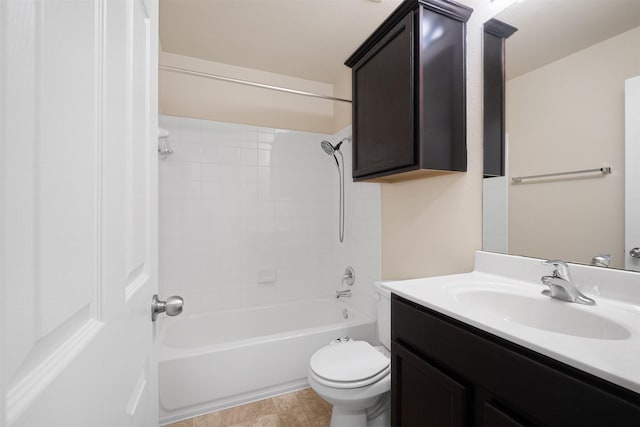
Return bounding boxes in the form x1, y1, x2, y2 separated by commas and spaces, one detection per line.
542, 259, 568, 268
542, 259, 572, 281
342, 266, 355, 286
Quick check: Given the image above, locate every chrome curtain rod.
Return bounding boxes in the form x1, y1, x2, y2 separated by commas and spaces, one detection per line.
512, 167, 612, 183
159, 65, 352, 104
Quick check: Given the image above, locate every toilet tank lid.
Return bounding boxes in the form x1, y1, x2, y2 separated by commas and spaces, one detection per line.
310, 341, 389, 383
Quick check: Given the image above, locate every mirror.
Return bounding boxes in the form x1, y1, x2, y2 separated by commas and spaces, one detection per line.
483, 0, 640, 271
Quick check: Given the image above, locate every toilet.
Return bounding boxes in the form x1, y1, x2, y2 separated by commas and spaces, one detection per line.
308, 283, 392, 427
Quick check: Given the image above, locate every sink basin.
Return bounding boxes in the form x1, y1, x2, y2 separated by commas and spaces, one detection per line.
455, 289, 631, 340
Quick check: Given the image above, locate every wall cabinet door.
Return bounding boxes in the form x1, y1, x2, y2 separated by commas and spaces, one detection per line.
346, 0, 472, 182
352, 13, 415, 179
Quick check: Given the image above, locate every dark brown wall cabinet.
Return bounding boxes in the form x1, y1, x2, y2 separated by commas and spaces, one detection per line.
483, 19, 517, 177
345, 0, 473, 182
392, 295, 640, 426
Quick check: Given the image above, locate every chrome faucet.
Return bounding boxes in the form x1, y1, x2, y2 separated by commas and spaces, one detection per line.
336, 289, 351, 299
540, 260, 596, 305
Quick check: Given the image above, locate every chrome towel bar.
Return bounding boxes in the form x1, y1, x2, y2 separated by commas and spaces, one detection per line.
512, 167, 612, 183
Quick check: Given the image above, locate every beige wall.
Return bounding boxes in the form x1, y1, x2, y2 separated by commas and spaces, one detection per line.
332, 68, 353, 133
159, 52, 338, 134
506, 26, 640, 269
381, 0, 518, 279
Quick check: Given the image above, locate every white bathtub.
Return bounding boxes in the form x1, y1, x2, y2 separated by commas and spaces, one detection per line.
158, 298, 376, 425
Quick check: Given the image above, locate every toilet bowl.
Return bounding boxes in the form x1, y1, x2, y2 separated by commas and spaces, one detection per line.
308, 283, 391, 427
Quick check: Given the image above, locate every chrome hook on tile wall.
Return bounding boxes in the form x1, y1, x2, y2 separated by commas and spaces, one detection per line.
158, 127, 173, 159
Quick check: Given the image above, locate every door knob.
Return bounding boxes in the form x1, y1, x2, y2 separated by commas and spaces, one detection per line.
151, 294, 183, 321
630, 248, 640, 258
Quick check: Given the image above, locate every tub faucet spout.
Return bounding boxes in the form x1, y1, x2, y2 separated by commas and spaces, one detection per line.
336, 289, 351, 299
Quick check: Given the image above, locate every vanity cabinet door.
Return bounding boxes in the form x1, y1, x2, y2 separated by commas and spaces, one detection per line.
351, 13, 415, 180
392, 342, 469, 427
482, 401, 528, 427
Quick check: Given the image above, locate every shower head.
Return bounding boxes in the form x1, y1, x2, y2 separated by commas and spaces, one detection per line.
320, 139, 345, 156
321, 140, 336, 156
321, 140, 342, 170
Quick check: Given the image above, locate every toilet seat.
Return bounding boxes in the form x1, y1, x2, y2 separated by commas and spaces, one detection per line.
310, 341, 390, 389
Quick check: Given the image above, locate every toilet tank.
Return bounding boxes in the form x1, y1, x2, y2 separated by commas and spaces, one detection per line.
374, 282, 391, 350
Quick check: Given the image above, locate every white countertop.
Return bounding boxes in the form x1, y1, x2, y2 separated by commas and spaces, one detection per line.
381, 252, 640, 395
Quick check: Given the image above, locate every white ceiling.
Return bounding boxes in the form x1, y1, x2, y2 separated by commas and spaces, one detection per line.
159, 0, 403, 84
498, 0, 640, 80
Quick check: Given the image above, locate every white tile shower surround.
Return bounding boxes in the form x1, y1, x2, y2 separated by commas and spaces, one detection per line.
158, 115, 382, 319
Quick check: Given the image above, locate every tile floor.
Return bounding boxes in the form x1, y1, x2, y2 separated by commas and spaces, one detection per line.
165, 388, 332, 427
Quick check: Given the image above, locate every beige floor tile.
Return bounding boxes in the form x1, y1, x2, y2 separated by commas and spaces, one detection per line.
306, 414, 331, 427
193, 411, 222, 427
175, 388, 333, 427
296, 388, 332, 427
274, 411, 310, 427
299, 388, 332, 413
250, 414, 281, 427
301, 403, 331, 427
225, 414, 281, 427
273, 391, 316, 426
271, 392, 299, 413
295, 388, 316, 401
220, 399, 277, 426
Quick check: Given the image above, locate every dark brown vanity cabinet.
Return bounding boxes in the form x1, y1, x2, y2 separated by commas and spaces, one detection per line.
483, 19, 517, 177
391, 295, 640, 426
345, 0, 472, 182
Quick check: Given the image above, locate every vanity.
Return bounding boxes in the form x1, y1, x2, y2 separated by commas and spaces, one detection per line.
383, 252, 640, 426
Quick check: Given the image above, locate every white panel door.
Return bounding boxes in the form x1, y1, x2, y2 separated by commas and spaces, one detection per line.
1, 0, 160, 425
626, 76, 640, 272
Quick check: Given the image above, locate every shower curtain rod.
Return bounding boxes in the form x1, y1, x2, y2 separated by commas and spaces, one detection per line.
159, 65, 353, 104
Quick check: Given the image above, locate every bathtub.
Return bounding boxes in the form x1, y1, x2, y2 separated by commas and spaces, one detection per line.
158, 298, 376, 425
